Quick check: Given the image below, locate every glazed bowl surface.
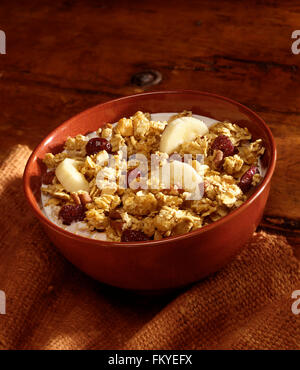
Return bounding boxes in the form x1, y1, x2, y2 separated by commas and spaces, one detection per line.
23, 90, 276, 291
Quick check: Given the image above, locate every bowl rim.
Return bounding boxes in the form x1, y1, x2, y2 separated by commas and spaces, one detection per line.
23, 90, 277, 247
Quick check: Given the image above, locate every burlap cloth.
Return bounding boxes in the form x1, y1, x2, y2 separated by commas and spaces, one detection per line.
0, 145, 299, 350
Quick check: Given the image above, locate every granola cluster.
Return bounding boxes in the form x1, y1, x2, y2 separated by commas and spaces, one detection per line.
41, 111, 265, 242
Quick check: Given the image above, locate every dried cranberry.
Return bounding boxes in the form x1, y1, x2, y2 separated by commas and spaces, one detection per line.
42, 170, 55, 185
110, 220, 124, 234
109, 209, 122, 219
121, 229, 150, 242
211, 135, 234, 157
238, 166, 259, 193
85, 137, 112, 155
58, 204, 86, 225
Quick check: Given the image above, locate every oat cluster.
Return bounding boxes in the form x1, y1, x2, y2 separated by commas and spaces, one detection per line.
42, 111, 265, 241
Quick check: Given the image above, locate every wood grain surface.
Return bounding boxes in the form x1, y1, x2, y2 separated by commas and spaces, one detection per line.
0, 0, 299, 256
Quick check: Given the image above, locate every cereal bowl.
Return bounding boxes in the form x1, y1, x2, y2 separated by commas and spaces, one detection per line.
23, 91, 276, 291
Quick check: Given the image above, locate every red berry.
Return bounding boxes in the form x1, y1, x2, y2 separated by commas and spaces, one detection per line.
239, 166, 259, 192
211, 135, 234, 157
42, 170, 55, 185
121, 229, 150, 242
59, 204, 86, 225
110, 220, 124, 234
85, 137, 112, 155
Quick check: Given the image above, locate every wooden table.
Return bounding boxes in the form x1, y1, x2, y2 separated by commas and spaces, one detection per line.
0, 0, 299, 257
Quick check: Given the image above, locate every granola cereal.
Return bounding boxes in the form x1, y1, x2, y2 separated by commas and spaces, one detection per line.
41, 111, 265, 242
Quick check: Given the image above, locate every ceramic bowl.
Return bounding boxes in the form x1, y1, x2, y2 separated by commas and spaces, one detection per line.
23, 91, 276, 291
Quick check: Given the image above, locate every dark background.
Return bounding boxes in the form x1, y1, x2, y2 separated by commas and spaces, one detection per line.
0, 0, 299, 256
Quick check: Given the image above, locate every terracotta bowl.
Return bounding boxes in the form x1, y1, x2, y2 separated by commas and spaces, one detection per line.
23, 91, 276, 291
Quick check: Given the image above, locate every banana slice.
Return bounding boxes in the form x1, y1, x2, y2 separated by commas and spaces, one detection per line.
160, 160, 203, 193
55, 158, 89, 193
160, 116, 208, 154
